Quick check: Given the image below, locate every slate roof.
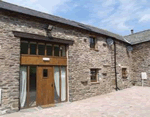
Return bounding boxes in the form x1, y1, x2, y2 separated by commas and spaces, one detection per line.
124, 29, 150, 45
0, 1, 129, 44
1, 1, 150, 45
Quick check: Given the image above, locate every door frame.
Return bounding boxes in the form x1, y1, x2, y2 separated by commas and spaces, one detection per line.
19, 65, 68, 110
19, 39, 69, 110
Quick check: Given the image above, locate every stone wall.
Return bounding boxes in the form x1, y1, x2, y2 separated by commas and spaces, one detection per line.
132, 42, 150, 86
67, 35, 115, 101
0, 11, 132, 115
0, 15, 20, 114
115, 41, 133, 89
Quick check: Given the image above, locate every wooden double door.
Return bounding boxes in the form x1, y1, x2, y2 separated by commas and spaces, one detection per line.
37, 66, 54, 106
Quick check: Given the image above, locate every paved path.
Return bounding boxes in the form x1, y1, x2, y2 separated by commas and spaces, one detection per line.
2, 86, 150, 117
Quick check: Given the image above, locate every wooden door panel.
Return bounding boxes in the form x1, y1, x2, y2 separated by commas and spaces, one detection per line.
37, 66, 54, 106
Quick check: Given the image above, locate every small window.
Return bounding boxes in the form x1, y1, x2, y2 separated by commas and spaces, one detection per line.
43, 69, 48, 77
90, 69, 98, 82
89, 37, 96, 48
38, 43, 45, 55
30, 42, 37, 55
60, 45, 66, 57
54, 45, 59, 56
21, 41, 28, 54
122, 68, 127, 79
46, 44, 53, 56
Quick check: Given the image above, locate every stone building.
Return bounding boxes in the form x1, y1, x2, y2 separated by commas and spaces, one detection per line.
125, 30, 150, 86
0, 1, 149, 115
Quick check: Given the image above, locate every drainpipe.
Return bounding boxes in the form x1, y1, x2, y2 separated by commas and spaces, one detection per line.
114, 41, 119, 91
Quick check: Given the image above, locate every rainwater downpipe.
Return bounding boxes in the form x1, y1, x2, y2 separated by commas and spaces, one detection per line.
114, 40, 119, 91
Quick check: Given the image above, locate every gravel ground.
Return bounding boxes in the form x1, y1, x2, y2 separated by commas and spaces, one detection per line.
2, 86, 150, 117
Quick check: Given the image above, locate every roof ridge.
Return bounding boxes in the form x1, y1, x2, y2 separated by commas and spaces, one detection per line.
125, 29, 150, 37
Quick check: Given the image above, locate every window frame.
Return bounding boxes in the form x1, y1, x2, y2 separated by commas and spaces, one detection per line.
46, 43, 53, 56
29, 42, 37, 55
54, 44, 60, 57
89, 37, 96, 49
60, 45, 66, 57
20, 40, 67, 57
20, 40, 29, 54
38, 43, 45, 55
90, 69, 99, 82
54, 66, 67, 102
122, 67, 128, 79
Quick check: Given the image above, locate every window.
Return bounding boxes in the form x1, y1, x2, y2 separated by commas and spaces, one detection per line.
46, 44, 53, 56
60, 45, 66, 57
54, 45, 59, 56
90, 69, 98, 82
20, 40, 66, 57
122, 68, 127, 79
29, 66, 37, 106
43, 69, 48, 77
21, 41, 28, 54
54, 66, 67, 102
30, 42, 37, 55
38, 43, 45, 55
89, 37, 96, 48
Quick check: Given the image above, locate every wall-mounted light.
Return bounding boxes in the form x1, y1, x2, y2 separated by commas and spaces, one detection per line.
48, 25, 53, 31
43, 57, 50, 61
46, 24, 53, 38
106, 38, 114, 46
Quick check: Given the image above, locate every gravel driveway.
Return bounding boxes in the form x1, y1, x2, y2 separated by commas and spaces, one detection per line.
2, 86, 150, 117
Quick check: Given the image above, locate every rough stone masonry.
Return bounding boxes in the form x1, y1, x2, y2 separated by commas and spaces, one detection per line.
1, 1, 150, 115
0, 9, 134, 115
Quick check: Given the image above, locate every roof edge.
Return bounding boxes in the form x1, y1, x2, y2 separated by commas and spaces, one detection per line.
0, 1, 130, 44
124, 29, 150, 37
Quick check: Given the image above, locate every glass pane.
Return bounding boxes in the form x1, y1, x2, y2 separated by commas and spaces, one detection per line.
20, 66, 27, 108
43, 69, 48, 77
91, 69, 96, 75
54, 45, 59, 56
21, 41, 28, 54
90, 37, 95, 48
60, 46, 66, 57
54, 67, 60, 102
61, 67, 66, 101
91, 76, 96, 81
122, 68, 127, 78
46, 44, 52, 56
29, 66, 36, 107
91, 69, 97, 82
38, 44, 45, 55
30, 43, 37, 55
